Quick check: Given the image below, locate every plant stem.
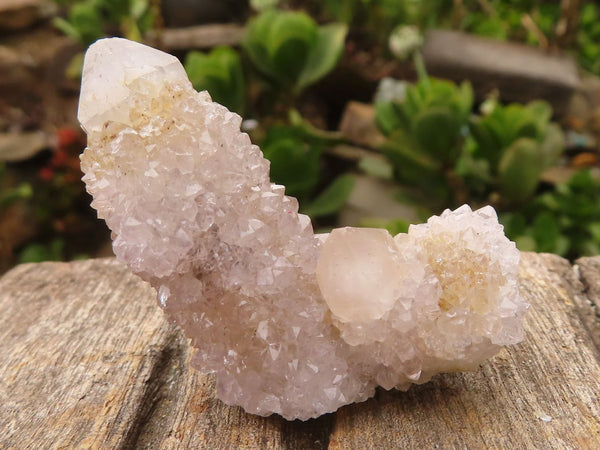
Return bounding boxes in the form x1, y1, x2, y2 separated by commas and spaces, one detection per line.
413, 51, 429, 85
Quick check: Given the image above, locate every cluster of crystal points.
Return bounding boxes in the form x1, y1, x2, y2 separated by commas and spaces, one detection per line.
79, 38, 528, 420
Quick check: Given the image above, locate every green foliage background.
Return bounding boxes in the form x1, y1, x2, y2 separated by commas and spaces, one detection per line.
36, 0, 600, 262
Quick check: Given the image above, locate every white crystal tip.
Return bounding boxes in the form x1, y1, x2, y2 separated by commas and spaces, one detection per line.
77, 37, 188, 133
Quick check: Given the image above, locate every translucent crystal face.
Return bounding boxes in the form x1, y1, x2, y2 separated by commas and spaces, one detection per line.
78, 37, 188, 134
317, 227, 407, 322
79, 38, 528, 420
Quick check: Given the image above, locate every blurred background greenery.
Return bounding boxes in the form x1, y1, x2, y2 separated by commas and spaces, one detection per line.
1, 0, 600, 272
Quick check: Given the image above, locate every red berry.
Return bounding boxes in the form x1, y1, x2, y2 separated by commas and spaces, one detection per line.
39, 167, 54, 181
57, 127, 79, 149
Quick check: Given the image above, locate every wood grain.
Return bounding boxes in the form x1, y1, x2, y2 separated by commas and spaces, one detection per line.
329, 253, 600, 449
0, 259, 164, 448
575, 257, 600, 352
0, 253, 599, 449
0, 259, 330, 449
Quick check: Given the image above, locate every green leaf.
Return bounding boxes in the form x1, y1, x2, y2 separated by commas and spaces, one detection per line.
495, 105, 533, 144
19, 239, 64, 263
471, 17, 508, 40
497, 138, 544, 203
251, 0, 280, 11
358, 217, 410, 235
102, 0, 130, 19
358, 156, 393, 180
0, 183, 33, 210
68, 2, 104, 45
457, 81, 474, 120
322, 0, 356, 23
374, 101, 401, 136
527, 100, 552, 129
249, 11, 317, 85
454, 148, 492, 197
266, 12, 316, 84
184, 47, 245, 113
402, 83, 424, 119
244, 10, 345, 91
391, 77, 473, 136
302, 174, 355, 218
382, 134, 440, 175
267, 11, 316, 55
121, 16, 142, 42
469, 118, 504, 167
65, 51, 85, 80
297, 23, 348, 91
262, 127, 321, 198
244, 10, 280, 79
381, 133, 448, 198
129, 0, 149, 20
272, 38, 313, 84
500, 212, 527, 239
555, 236, 570, 256
136, 5, 155, 35
580, 240, 600, 256
515, 235, 537, 252
532, 212, 560, 253
412, 106, 462, 163
52, 17, 83, 43
588, 222, 600, 242
539, 123, 564, 168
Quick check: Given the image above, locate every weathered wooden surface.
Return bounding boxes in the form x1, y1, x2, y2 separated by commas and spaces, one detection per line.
329, 253, 600, 449
575, 257, 600, 351
0, 253, 599, 449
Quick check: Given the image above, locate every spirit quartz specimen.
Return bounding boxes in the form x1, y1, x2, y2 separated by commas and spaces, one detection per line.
79, 38, 529, 420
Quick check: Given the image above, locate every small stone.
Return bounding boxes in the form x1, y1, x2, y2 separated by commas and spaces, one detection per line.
0, 130, 46, 162
79, 38, 529, 420
338, 101, 385, 148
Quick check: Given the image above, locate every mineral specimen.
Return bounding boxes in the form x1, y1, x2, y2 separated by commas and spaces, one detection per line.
78, 38, 529, 420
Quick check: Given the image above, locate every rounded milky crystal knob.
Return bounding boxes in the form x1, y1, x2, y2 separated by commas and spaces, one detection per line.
316, 227, 405, 322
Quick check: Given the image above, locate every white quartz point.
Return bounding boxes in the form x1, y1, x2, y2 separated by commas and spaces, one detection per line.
78, 37, 189, 134
317, 227, 406, 322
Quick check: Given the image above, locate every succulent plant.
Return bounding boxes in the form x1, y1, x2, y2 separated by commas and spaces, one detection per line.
375, 77, 473, 204
243, 10, 347, 93
376, 77, 473, 165
184, 46, 245, 114
502, 170, 600, 258
469, 100, 564, 203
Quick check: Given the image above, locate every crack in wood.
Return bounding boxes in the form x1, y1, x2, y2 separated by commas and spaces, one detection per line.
120, 328, 188, 449
280, 413, 335, 450
573, 258, 600, 355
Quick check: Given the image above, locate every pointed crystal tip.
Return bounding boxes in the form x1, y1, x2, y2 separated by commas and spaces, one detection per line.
77, 37, 188, 133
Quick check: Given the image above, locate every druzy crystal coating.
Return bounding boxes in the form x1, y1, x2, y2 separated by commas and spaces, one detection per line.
79, 38, 528, 420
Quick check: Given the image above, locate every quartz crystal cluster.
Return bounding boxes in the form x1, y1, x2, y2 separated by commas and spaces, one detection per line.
79, 38, 529, 420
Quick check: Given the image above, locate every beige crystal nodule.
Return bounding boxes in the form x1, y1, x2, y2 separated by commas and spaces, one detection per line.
79, 37, 529, 420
